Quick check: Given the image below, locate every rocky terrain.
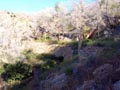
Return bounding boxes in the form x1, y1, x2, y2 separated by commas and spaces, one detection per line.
0, 0, 120, 90
31, 43, 120, 90
3, 38, 118, 90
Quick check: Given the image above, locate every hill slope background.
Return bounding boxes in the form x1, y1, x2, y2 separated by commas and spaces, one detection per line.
0, 0, 120, 90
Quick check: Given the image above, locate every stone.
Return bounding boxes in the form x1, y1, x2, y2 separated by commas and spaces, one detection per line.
51, 73, 66, 85
114, 80, 120, 90
53, 46, 73, 60
76, 80, 94, 90
93, 64, 114, 90
73, 65, 89, 84
34, 73, 67, 90
112, 68, 120, 83
0, 76, 5, 90
93, 64, 113, 82
50, 73, 67, 90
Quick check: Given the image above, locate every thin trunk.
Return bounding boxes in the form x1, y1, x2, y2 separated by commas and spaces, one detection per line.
78, 28, 83, 61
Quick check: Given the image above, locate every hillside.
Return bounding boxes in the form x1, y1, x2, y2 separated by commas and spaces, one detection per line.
0, 0, 120, 90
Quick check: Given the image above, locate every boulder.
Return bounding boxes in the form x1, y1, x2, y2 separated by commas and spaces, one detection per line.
37, 73, 67, 90
50, 73, 67, 90
114, 80, 120, 90
73, 65, 89, 84
76, 80, 94, 90
112, 68, 120, 83
93, 64, 113, 82
53, 46, 73, 60
93, 64, 114, 90
0, 76, 5, 90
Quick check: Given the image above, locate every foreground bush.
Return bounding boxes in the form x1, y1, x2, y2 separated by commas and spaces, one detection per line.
1, 62, 32, 83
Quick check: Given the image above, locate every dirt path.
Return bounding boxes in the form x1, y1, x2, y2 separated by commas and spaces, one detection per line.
23, 41, 60, 54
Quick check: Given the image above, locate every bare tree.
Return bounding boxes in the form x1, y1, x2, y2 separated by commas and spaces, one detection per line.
0, 11, 35, 63
70, 1, 89, 60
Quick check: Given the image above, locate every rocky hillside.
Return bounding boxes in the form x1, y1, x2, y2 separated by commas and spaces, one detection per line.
0, 38, 118, 90
30, 39, 120, 90
0, 0, 120, 90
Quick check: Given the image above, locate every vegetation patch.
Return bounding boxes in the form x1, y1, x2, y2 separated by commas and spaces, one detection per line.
99, 47, 117, 59
82, 39, 96, 46
35, 36, 52, 42
82, 38, 120, 48
65, 67, 73, 75
94, 38, 120, 48
41, 60, 57, 71
1, 62, 32, 83
36, 53, 57, 61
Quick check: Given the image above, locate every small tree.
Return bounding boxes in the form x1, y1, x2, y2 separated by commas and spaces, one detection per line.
70, 1, 89, 60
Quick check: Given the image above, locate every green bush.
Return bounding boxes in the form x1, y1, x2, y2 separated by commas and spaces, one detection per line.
22, 49, 40, 64
1, 62, 32, 83
36, 53, 56, 60
0, 67, 5, 74
65, 67, 73, 75
83, 38, 120, 48
41, 60, 57, 72
94, 38, 118, 47
82, 39, 96, 46
22, 49, 37, 60
65, 41, 78, 46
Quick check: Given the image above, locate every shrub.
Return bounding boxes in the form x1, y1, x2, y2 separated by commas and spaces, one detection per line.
65, 67, 73, 75
1, 62, 32, 83
82, 39, 96, 46
22, 49, 40, 64
41, 60, 57, 71
22, 49, 37, 60
94, 38, 120, 48
0, 67, 5, 74
36, 53, 56, 60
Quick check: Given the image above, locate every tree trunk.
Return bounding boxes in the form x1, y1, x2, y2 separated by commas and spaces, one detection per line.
78, 28, 83, 61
